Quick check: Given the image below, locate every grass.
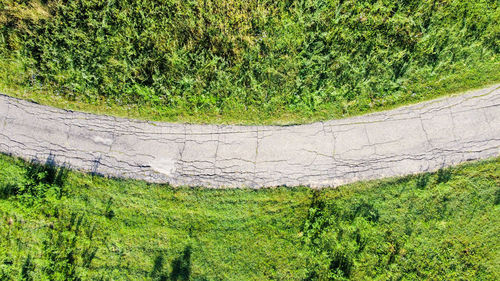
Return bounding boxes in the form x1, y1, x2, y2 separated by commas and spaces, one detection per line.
0, 0, 499, 125
0, 154, 498, 280
1, 60, 498, 125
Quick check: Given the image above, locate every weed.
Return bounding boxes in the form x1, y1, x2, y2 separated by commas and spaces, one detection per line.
42, 212, 99, 280
103, 197, 115, 219
437, 167, 452, 184
0, 0, 498, 124
415, 173, 430, 189
19, 255, 34, 281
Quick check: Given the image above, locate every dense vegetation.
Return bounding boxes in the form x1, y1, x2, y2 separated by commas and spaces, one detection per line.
0, 0, 499, 124
0, 154, 498, 280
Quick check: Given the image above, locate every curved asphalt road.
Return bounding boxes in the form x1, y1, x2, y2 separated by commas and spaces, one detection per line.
1, 85, 499, 188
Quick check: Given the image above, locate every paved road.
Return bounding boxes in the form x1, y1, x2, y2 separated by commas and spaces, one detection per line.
1, 85, 499, 188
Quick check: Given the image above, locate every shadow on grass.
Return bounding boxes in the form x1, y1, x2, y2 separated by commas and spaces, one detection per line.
151, 245, 205, 281
0, 153, 69, 199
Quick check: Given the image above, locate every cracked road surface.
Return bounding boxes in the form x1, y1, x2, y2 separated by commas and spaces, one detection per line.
1, 85, 499, 188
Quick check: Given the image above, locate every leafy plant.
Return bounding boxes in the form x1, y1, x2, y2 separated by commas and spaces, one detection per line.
17, 158, 68, 205
437, 167, 452, 184
103, 197, 115, 219
19, 255, 34, 281
415, 173, 430, 189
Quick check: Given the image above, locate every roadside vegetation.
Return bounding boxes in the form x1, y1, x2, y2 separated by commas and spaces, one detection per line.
0, 154, 498, 280
1, 0, 499, 124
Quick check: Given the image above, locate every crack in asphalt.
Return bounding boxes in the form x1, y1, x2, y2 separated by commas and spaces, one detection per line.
0, 84, 499, 188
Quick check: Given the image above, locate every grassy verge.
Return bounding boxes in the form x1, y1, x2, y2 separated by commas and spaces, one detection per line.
0, 154, 498, 280
1, 59, 499, 125
1, 0, 499, 125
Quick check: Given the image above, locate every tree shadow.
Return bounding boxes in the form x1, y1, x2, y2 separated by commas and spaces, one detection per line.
150, 254, 167, 281
1, 153, 69, 199
91, 154, 102, 176
150, 245, 193, 281
27, 154, 69, 188
170, 245, 191, 281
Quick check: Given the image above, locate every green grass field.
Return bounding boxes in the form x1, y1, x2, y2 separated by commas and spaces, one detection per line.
1, 0, 499, 124
0, 154, 498, 280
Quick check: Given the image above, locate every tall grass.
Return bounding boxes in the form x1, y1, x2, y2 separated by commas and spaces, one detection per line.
0, 0, 499, 124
